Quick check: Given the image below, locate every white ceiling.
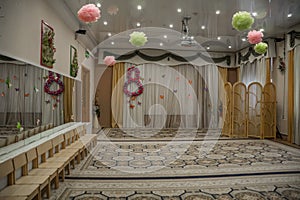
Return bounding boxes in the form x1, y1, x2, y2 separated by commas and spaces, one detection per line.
50, 0, 300, 52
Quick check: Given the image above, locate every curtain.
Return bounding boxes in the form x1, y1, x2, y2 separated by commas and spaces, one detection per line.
218, 67, 228, 127
121, 63, 221, 129
0, 63, 42, 128
293, 47, 300, 145
288, 50, 294, 143
63, 76, 74, 123
240, 58, 266, 86
111, 63, 125, 128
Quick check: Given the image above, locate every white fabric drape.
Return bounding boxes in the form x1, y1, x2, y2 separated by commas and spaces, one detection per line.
240, 58, 266, 86
121, 63, 221, 129
294, 46, 300, 145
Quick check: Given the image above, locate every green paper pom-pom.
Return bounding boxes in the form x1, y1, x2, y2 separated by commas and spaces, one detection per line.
129, 31, 148, 47
232, 11, 254, 31
254, 42, 268, 54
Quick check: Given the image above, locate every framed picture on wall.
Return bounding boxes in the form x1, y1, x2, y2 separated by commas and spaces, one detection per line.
70, 45, 79, 77
40, 20, 56, 68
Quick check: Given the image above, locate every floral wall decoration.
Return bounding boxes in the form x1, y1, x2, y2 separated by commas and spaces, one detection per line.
124, 66, 144, 97
44, 71, 64, 96
77, 4, 101, 23
70, 45, 79, 77
40, 20, 56, 68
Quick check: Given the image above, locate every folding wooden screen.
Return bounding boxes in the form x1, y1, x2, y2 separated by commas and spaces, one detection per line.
222, 82, 276, 139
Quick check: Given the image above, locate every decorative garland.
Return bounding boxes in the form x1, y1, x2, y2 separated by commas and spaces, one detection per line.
41, 29, 56, 67
123, 66, 144, 97
70, 49, 79, 77
44, 71, 64, 96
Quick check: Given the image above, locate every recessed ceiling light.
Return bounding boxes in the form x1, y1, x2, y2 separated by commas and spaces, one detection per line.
201, 25, 205, 30
242, 38, 246, 41
137, 5, 142, 10
216, 10, 220, 15
177, 8, 182, 13
287, 13, 292, 18
207, 46, 210, 50
160, 43, 163, 46
190, 36, 194, 40
96, 3, 101, 8
163, 35, 167, 39
228, 45, 232, 49
259, 28, 264, 32
108, 32, 112, 37
104, 21, 108, 25
169, 24, 173, 28
111, 41, 114, 45
252, 12, 257, 16
136, 22, 141, 27
217, 36, 221, 40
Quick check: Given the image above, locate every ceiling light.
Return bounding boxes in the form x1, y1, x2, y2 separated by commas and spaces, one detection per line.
96, 3, 101, 8
206, 46, 210, 50
201, 25, 205, 30
228, 45, 232, 49
177, 8, 182, 13
259, 28, 264, 32
216, 10, 220, 15
111, 41, 114, 45
242, 38, 246, 41
159, 43, 163, 46
108, 32, 112, 36
287, 13, 292, 18
103, 21, 108, 25
136, 22, 141, 27
190, 36, 194, 40
163, 35, 167, 39
252, 12, 257, 16
169, 24, 173, 28
137, 5, 142, 10
217, 36, 221, 40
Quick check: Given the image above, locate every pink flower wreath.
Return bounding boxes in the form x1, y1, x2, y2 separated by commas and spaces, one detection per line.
123, 66, 144, 97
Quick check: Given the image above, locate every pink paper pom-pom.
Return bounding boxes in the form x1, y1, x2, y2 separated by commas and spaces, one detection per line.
247, 30, 264, 44
78, 4, 101, 23
104, 56, 116, 66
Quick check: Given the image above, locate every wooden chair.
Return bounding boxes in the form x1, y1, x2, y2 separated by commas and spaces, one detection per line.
0, 159, 40, 200
36, 141, 67, 182
26, 148, 59, 189
13, 153, 50, 198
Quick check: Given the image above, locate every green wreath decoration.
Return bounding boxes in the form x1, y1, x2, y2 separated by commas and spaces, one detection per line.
71, 50, 79, 77
42, 30, 56, 67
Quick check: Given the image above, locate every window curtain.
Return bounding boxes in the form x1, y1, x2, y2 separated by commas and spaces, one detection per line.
63, 76, 74, 123
0, 63, 42, 128
240, 58, 266, 86
293, 47, 300, 145
121, 63, 221, 129
111, 63, 125, 128
288, 50, 294, 143
218, 67, 228, 127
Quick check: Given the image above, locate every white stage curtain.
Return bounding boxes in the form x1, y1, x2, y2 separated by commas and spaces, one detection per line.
240, 58, 266, 86
294, 46, 300, 145
122, 63, 221, 129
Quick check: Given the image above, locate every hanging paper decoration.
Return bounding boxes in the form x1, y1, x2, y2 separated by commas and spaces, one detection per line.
15, 88, 20, 92
173, 89, 177, 93
137, 101, 142, 106
36, 119, 40, 126
129, 31, 148, 47
123, 66, 144, 97
1, 92, 5, 97
34, 87, 39, 93
160, 95, 164, 99
16, 122, 23, 132
104, 56, 116, 66
247, 30, 263, 44
5, 77, 12, 88
107, 5, 119, 15
77, 4, 101, 23
188, 80, 192, 84
24, 93, 30, 97
13, 75, 17, 80
278, 57, 286, 72
44, 71, 64, 96
129, 104, 135, 109
254, 42, 268, 54
162, 74, 166, 78
0, 79, 5, 83
45, 100, 50, 104
232, 11, 254, 31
